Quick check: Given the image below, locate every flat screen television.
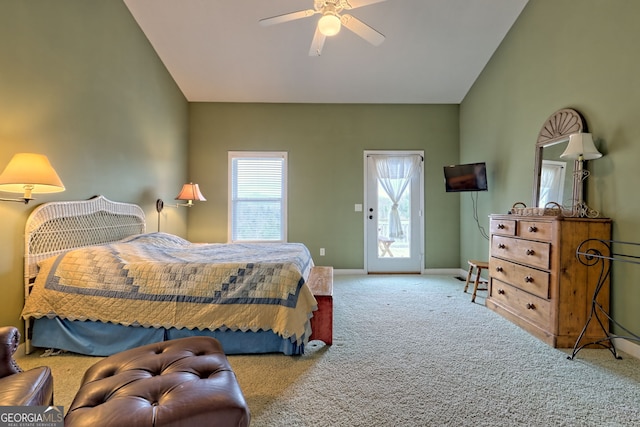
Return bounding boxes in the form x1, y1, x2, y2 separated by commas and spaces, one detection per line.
443, 162, 488, 192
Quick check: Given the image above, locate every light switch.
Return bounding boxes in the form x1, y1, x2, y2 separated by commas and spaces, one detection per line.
355, 204, 363, 212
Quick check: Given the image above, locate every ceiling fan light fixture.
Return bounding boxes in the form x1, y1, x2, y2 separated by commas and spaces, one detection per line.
318, 14, 341, 36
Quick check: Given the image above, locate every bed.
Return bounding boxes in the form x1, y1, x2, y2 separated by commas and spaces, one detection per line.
21, 195, 317, 356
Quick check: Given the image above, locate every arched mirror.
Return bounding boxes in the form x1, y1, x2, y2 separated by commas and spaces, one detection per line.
532, 108, 586, 212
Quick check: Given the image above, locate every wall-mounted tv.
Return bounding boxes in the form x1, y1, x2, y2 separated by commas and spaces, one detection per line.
443, 162, 488, 192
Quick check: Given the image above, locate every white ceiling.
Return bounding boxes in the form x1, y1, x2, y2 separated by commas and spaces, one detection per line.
123, 0, 529, 104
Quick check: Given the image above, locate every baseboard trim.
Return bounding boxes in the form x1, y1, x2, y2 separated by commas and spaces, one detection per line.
333, 268, 467, 277
613, 338, 640, 360
333, 268, 465, 276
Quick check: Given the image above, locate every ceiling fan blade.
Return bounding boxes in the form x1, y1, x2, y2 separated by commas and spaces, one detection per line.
259, 9, 316, 26
309, 26, 326, 56
344, 0, 387, 10
340, 14, 385, 46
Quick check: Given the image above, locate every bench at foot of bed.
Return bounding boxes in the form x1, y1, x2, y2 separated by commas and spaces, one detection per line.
307, 266, 333, 345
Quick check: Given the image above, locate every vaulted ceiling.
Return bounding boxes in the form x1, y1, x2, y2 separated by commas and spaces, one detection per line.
123, 0, 529, 104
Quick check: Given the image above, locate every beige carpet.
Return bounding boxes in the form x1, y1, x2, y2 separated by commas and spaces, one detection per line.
16, 275, 640, 426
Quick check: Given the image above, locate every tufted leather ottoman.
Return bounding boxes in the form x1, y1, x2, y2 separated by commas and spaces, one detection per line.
64, 336, 250, 427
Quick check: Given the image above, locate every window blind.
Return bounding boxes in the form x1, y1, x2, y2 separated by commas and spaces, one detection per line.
229, 152, 287, 242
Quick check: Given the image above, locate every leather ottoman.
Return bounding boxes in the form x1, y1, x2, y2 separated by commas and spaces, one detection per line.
64, 336, 250, 427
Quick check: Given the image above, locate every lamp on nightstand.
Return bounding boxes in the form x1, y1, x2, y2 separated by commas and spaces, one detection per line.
560, 133, 602, 218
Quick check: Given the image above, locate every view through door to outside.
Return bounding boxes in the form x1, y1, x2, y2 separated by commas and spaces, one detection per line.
365, 151, 424, 273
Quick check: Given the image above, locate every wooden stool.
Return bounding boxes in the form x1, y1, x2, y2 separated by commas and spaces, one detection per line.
464, 259, 489, 302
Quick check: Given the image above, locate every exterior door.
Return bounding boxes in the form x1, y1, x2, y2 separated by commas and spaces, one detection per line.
365, 151, 424, 273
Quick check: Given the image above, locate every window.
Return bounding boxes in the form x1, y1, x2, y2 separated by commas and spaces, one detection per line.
228, 152, 287, 242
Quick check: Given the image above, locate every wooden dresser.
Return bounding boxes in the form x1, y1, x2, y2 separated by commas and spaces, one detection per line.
487, 214, 612, 348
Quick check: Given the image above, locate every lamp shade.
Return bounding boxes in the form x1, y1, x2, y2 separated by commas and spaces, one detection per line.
560, 133, 603, 160
175, 183, 206, 202
0, 153, 65, 197
318, 14, 341, 36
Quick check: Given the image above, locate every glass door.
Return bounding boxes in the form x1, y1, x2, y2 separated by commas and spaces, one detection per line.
365, 151, 424, 273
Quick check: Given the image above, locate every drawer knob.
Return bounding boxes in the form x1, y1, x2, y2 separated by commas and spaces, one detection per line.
498, 289, 505, 294
526, 303, 536, 310
528, 226, 538, 232
525, 275, 533, 283
498, 243, 506, 249
526, 249, 535, 256
496, 266, 503, 273
498, 223, 505, 229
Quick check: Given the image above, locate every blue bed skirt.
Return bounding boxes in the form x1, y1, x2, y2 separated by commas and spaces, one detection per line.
31, 317, 304, 356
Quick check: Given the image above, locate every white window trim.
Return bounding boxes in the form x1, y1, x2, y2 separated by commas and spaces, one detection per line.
227, 151, 288, 243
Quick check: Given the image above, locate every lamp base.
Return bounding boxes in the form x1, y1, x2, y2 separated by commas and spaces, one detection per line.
573, 201, 600, 218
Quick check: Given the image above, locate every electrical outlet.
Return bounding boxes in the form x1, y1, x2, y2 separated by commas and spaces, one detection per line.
320, 248, 325, 256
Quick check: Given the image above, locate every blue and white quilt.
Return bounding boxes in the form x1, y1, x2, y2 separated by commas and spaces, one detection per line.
22, 233, 317, 345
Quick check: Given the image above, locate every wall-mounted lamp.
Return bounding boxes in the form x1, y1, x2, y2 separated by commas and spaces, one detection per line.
0, 153, 65, 204
175, 182, 207, 207
156, 182, 206, 213
560, 133, 602, 217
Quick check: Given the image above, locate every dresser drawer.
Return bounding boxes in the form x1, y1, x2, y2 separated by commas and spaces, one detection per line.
490, 218, 516, 236
489, 257, 550, 299
518, 220, 554, 242
490, 279, 552, 330
491, 235, 551, 270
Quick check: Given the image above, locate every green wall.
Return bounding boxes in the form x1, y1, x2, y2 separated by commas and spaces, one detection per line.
187, 103, 460, 270
460, 0, 640, 333
0, 1, 189, 331
6, 0, 636, 348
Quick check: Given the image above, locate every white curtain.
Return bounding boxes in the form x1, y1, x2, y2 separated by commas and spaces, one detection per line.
373, 155, 421, 238
539, 161, 565, 207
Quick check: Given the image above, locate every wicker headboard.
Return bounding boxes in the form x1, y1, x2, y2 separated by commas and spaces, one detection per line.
24, 195, 146, 290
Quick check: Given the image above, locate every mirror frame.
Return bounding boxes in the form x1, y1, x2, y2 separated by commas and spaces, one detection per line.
533, 108, 587, 212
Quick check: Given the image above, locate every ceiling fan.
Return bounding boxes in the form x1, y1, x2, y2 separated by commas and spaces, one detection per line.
259, 0, 387, 56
